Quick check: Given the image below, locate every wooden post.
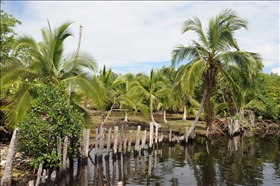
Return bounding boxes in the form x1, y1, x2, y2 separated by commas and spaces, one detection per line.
85, 129, 90, 157
28, 180, 34, 186
62, 136, 68, 171
57, 137, 61, 162
41, 169, 46, 184
113, 126, 118, 158
95, 128, 99, 160
118, 125, 124, 155
134, 125, 141, 156
1, 128, 20, 186
169, 127, 172, 143
82, 128, 87, 157
149, 122, 154, 150
185, 127, 189, 144
141, 130, 147, 154
98, 127, 104, 162
105, 127, 112, 159
123, 129, 127, 154
155, 122, 158, 144
35, 162, 43, 186
127, 130, 132, 156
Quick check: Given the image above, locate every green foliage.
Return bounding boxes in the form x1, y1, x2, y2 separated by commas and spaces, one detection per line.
0, 6, 22, 65
18, 83, 83, 169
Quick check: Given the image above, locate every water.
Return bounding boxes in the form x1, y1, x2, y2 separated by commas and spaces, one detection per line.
50, 136, 280, 186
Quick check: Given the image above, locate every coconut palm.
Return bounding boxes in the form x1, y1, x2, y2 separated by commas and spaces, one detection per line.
1, 21, 98, 128
135, 69, 168, 124
171, 8, 263, 135
112, 73, 148, 122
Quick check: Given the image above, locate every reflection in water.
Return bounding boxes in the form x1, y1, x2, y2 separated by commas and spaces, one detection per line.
46, 137, 280, 186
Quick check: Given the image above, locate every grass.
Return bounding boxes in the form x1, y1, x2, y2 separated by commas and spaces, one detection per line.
87, 110, 216, 141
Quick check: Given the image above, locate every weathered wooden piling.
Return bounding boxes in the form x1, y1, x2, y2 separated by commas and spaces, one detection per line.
105, 127, 112, 160
95, 128, 99, 161
97, 127, 104, 162
57, 137, 61, 162
118, 125, 124, 159
185, 127, 189, 144
127, 130, 132, 156
123, 128, 127, 154
141, 130, 146, 155
35, 163, 43, 186
134, 125, 141, 157
155, 122, 159, 144
62, 136, 68, 171
113, 126, 118, 159
149, 122, 154, 151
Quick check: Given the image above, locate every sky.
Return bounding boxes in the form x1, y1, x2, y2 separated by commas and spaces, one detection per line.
2, 1, 280, 75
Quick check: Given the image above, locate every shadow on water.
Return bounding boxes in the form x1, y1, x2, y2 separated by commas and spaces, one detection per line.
44, 136, 280, 186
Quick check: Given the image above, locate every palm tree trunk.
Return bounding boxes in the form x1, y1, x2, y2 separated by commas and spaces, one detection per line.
163, 109, 167, 123
182, 95, 187, 120
124, 111, 128, 122
1, 128, 20, 186
204, 69, 215, 130
150, 111, 155, 123
182, 105, 187, 120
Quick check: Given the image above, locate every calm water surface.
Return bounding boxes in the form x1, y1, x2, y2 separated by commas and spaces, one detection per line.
50, 136, 280, 186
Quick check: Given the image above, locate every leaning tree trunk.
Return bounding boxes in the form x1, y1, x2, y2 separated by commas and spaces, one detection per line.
1, 128, 20, 186
188, 89, 207, 138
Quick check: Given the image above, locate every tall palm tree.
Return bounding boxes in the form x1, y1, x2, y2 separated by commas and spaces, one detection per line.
1, 21, 98, 128
171, 8, 263, 135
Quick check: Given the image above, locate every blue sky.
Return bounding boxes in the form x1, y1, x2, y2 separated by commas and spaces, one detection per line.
3, 1, 279, 75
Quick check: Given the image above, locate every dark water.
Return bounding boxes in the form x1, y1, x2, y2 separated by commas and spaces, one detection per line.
50, 136, 280, 186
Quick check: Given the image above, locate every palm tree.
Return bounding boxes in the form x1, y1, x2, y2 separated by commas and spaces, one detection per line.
171, 8, 263, 135
112, 73, 148, 122
1, 21, 98, 128
135, 69, 168, 124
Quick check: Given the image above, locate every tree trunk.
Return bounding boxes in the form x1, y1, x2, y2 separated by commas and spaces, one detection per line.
163, 109, 167, 123
124, 111, 128, 122
204, 69, 215, 130
1, 128, 20, 186
182, 95, 187, 120
150, 111, 155, 123
188, 88, 207, 138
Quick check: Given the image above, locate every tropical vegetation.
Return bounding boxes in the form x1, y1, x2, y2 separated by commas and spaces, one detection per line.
0, 8, 279, 158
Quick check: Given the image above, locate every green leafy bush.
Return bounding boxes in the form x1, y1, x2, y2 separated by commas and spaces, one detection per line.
18, 83, 83, 169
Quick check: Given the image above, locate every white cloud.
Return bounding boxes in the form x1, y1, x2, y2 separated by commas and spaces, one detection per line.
3, 1, 279, 74
271, 67, 280, 75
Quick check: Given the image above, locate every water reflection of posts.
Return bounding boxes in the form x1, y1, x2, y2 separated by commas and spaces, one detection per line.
135, 155, 139, 180
148, 151, 153, 177
105, 160, 110, 186
113, 159, 117, 185
185, 145, 202, 186
118, 154, 123, 183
